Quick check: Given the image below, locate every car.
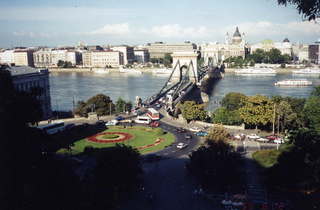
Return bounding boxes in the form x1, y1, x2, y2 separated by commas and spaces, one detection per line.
105, 120, 118, 126
189, 127, 202, 132
266, 135, 281, 141
155, 104, 161, 108
96, 120, 105, 124
247, 134, 260, 140
176, 142, 188, 149
150, 121, 160, 127
176, 127, 186, 133
115, 116, 125, 121
256, 137, 269, 143
273, 138, 285, 144
195, 131, 208, 137
185, 134, 192, 139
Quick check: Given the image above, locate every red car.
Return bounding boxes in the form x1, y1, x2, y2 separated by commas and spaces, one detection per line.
150, 121, 160, 127
266, 135, 281, 141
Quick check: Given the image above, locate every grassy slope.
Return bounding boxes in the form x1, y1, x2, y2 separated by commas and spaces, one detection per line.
58, 126, 175, 155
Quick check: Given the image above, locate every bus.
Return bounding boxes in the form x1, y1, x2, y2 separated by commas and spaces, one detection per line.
37, 122, 66, 135
147, 108, 160, 120
135, 116, 151, 124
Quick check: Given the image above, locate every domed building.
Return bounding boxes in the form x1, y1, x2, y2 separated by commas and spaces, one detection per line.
200, 27, 247, 65
231, 27, 243, 45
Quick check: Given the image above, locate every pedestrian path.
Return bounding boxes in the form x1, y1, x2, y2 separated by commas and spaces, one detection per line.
244, 151, 268, 204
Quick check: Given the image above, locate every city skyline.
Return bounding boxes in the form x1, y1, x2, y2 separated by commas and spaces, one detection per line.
0, 0, 320, 48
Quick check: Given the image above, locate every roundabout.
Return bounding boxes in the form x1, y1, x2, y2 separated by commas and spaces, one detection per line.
59, 126, 176, 155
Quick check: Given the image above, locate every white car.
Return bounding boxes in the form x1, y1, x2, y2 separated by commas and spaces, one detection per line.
189, 127, 202, 132
176, 143, 188, 149
247, 134, 260, 140
105, 120, 118, 126
274, 138, 284, 144
256, 137, 269, 143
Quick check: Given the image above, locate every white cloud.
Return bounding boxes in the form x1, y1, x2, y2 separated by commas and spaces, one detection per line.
222, 19, 320, 41
90, 23, 130, 35
13, 31, 55, 38
142, 24, 211, 38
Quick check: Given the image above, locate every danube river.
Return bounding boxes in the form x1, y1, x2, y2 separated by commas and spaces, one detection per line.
50, 72, 320, 111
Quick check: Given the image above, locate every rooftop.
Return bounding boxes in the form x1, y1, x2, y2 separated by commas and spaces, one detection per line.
6, 66, 48, 76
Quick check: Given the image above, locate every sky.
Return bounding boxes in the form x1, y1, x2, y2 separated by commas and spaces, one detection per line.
0, 0, 319, 48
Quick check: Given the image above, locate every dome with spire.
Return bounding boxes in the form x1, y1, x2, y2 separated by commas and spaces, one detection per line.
231, 27, 242, 45
283, 38, 290, 43
233, 27, 241, 37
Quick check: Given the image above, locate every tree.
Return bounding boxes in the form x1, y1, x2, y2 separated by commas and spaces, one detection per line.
57, 60, 65, 68
187, 140, 243, 191
212, 107, 243, 125
303, 96, 320, 132
115, 97, 126, 113
74, 101, 89, 117
92, 145, 142, 209
74, 94, 115, 117
179, 101, 208, 122
163, 53, 172, 67
311, 85, 320, 97
277, 0, 320, 20
267, 48, 283, 64
276, 100, 298, 133
221, 92, 247, 111
239, 95, 274, 128
206, 125, 230, 144
125, 101, 133, 113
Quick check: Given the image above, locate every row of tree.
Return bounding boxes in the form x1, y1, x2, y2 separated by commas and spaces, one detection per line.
212, 88, 320, 133
74, 94, 132, 117
150, 53, 173, 68
57, 60, 74, 68
224, 48, 292, 68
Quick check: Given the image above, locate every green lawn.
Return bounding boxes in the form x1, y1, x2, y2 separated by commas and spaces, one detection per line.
57, 126, 175, 155
252, 149, 282, 168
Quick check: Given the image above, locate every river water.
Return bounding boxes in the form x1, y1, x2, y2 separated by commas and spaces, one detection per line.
50, 72, 320, 111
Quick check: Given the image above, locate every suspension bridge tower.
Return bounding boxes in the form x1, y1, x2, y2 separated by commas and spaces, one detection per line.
172, 51, 198, 83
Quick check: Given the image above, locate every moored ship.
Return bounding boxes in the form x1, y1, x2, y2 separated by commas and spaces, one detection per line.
274, 79, 312, 86
234, 68, 276, 74
152, 68, 172, 75
292, 68, 320, 74
119, 67, 142, 74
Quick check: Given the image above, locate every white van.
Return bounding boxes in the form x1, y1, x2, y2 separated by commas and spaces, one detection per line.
135, 116, 151, 124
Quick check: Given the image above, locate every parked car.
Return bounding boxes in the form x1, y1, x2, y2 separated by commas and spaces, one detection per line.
195, 131, 208, 137
189, 127, 202, 132
150, 121, 160, 127
115, 116, 125, 121
185, 134, 192, 139
105, 120, 118, 126
266, 135, 281, 141
177, 142, 188, 149
247, 134, 260, 140
256, 137, 269, 143
65, 123, 75, 130
96, 120, 105, 125
273, 138, 285, 144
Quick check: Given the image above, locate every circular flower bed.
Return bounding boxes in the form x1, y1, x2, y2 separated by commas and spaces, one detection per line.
87, 132, 133, 143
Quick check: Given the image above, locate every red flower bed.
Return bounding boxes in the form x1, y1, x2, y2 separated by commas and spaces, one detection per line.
137, 138, 164, 150
87, 132, 133, 143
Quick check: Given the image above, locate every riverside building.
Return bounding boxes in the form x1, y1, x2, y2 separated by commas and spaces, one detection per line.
8, 66, 52, 119
134, 49, 150, 63
144, 42, 197, 59
201, 27, 247, 64
82, 50, 124, 67
110, 46, 135, 65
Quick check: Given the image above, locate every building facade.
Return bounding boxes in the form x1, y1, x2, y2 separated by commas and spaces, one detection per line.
13, 49, 34, 66
83, 51, 124, 67
134, 49, 150, 63
110, 46, 135, 65
9, 66, 52, 119
309, 44, 320, 64
201, 27, 246, 64
144, 42, 197, 59
33, 49, 53, 67
0, 50, 15, 65
250, 38, 293, 56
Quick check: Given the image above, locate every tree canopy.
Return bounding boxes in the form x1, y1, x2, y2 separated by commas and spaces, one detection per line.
277, 0, 320, 20
74, 94, 115, 117
179, 101, 208, 122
